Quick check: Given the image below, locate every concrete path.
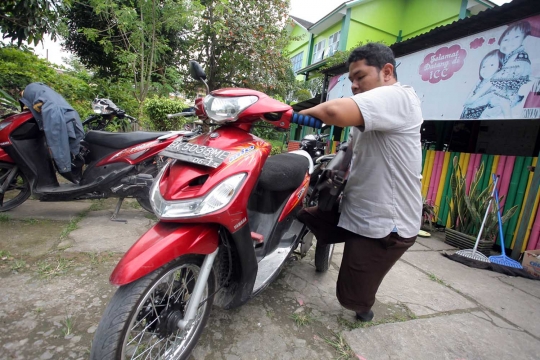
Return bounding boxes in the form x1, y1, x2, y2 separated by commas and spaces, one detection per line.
1, 200, 539, 360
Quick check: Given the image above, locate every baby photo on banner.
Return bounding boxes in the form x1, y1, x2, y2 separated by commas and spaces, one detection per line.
396, 14, 540, 120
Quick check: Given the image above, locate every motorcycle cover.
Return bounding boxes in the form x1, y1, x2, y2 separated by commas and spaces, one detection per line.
20, 83, 84, 173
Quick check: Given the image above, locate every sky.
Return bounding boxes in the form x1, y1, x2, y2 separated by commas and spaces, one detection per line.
33, 0, 514, 66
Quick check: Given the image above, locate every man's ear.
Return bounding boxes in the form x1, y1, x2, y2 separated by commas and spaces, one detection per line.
382, 63, 395, 81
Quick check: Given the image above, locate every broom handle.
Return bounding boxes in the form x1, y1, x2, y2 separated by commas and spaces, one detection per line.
492, 175, 507, 257
473, 175, 498, 253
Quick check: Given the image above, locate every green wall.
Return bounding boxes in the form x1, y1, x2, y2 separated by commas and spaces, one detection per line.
349, 0, 405, 43
401, 0, 461, 40
287, 24, 310, 79
287, 24, 310, 58
288, 0, 469, 69
347, 20, 398, 48
312, 22, 343, 59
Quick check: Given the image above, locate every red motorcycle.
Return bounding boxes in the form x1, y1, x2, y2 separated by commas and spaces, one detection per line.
90, 62, 333, 359
0, 107, 188, 215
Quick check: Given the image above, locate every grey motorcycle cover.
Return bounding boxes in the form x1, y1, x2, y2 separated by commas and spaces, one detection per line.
20, 83, 85, 173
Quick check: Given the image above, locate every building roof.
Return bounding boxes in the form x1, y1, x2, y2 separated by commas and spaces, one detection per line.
321, 0, 540, 77
290, 15, 314, 30
391, 0, 539, 58
292, 94, 323, 112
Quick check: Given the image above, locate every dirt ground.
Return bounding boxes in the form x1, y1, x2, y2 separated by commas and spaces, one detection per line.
1, 199, 404, 360
5, 198, 535, 359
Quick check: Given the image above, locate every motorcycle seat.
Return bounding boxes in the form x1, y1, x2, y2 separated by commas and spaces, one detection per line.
84, 130, 170, 149
258, 153, 309, 192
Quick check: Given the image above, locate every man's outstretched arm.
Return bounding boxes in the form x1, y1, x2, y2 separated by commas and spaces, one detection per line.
299, 98, 363, 128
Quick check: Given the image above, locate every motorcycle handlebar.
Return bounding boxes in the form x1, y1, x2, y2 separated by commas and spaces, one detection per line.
125, 114, 138, 122
291, 112, 323, 129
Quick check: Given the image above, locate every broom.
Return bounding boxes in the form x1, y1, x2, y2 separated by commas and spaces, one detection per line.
489, 175, 524, 269
454, 175, 498, 263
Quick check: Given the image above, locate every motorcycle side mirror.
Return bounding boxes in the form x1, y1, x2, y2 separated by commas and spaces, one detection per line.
189, 61, 210, 94
189, 61, 207, 81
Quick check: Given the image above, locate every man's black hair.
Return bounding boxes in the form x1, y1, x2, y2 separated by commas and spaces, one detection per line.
347, 43, 397, 79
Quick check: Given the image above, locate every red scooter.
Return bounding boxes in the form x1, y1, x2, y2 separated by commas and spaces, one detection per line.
0, 107, 188, 215
90, 62, 332, 359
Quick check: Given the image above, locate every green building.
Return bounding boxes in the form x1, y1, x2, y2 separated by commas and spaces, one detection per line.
286, 0, 499, 147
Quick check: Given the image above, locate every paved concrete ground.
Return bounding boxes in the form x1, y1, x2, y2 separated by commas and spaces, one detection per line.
1, 200, 539, 359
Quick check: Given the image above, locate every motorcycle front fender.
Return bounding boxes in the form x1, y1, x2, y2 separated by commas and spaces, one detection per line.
110, 222, 219, 286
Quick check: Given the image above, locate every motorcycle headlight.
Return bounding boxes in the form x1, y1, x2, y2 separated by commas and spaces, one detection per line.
203, 95, 257, 123
150, 171, 247, 219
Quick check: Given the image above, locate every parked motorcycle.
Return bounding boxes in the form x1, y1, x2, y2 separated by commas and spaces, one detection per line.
89, 61, 332, 359
300, 132, 328, 159
83, 98, 138, 132
0, 101, 191, 215
298, 131, 335, 204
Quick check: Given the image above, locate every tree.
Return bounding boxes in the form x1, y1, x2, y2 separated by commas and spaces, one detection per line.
181, 0, 295, 99
63, 0, 197, 108
0, 0, 63, 46
62, 1, 122, 77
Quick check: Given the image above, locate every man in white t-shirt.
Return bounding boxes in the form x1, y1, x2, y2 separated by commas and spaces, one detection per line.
298, 43, 423, 322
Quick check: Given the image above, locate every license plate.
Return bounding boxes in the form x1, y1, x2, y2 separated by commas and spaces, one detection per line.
161, 140, 230, 168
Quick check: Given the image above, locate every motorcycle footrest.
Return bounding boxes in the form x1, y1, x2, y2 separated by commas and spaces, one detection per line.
251, 232, 264, 244
121, 174, 154, 186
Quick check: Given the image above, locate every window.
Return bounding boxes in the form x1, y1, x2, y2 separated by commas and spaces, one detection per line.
312, 40, 326, 62
291, 52, 304, 73
327, 31, 341, 57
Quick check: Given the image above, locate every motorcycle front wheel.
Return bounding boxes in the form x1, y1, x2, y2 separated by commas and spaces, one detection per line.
0, 162, 31, 212
90, 254, 215, 360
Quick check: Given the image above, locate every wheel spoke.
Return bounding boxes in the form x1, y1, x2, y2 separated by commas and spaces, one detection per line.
149, 293, 160, 319
0, 165, 29, 210
120, 262, 210, 360
164, 272, 177, 309
127, 317, 159, 346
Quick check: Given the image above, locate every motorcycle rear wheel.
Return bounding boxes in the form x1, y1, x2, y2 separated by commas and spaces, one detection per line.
0, 162, 31, 212
315, 242, 335, 272
90, 254, 215, 360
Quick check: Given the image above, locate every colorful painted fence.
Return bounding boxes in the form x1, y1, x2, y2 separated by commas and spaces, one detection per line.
421, 150, 540, 252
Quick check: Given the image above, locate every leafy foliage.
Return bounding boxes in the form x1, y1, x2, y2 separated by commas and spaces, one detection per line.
0, 0, 63, 46
0, 89, 19, 110
0, 46, 94, 118
142, 96, 190, 131
422, 198, 438, 230
447, 156, 518, 241
267, 138, 286, 155
182, 0, 295, 99
64, 0, 197, 104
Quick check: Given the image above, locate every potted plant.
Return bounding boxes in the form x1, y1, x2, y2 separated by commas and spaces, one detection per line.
444, 156, 518, 255
422, 197, 438, 231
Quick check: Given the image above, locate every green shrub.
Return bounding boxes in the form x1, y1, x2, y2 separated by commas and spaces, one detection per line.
0, 46, 94, 118
142, 96, 190, 131
268, 139, 285, 155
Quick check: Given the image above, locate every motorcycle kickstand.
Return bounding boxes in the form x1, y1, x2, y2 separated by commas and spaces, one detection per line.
110, 197, 127, 223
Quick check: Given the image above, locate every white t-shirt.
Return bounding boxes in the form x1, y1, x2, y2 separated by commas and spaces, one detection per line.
338, 82, 423, 238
